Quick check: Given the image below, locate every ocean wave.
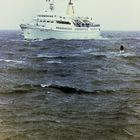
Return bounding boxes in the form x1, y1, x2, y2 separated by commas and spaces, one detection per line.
40, 84, 115, 94
2, 83, 139, 96
46, 60, 62, 64
90, 51, 136, 58
37, 54, 65, 58
81, 48, 94, 53
37, 54, 62, 58
110, 52, 136, 58
2, 83, 115, 95
1, 84, 42, 95
37, 53, 81, 58
96, 36, 109, 40
0, 59, 24, 64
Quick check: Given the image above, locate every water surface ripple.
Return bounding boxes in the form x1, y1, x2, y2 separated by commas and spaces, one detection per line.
0, 31, 140, 140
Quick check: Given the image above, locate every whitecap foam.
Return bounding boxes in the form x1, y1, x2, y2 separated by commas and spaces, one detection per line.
41, 84, 51, 88
107, 51, 136, 58
90, 51, 136, 58
46, 60, 62, 64
82, 48, 93, 53
41, 84, 48, 88
119, 52, 136, 57
90, 52, 106, 56
37, 54, 57, 58
95, 36, 109, 40
0, 59, 24, 64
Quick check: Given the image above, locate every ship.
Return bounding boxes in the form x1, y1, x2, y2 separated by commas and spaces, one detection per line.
20, 0, 101, 40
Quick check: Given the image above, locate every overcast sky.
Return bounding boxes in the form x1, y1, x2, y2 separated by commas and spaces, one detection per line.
0, 0, 140, 30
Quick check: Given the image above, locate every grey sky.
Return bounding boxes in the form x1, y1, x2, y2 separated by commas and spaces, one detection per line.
0, 0, 140, 30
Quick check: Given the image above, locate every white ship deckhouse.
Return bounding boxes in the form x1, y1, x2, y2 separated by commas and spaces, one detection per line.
20, 0, 101, 40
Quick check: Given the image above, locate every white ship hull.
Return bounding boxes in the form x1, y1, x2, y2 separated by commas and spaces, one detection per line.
20, 24, 101, 40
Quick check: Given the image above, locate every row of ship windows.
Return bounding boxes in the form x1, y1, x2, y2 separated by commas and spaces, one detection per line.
38, 15, 54, 17
38, 20, 99, 27
38, 15, 92, 20
56, 27, 99, 30
75, 28, 100, 30
75, 28, 88, 30
38, 20, 71, 25
38, 15, 66, 19
56, 27, 72, 30
38, 20, 54, 23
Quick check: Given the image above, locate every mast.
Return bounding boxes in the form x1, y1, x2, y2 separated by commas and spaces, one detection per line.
69, 0, 72, 4
66, 0, 75, 16
46, 0, 55, 11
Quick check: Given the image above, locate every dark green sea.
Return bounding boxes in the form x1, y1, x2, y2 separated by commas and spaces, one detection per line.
0, 31, 140, 140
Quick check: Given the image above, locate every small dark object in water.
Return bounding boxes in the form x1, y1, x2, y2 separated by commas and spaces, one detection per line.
120, 45, 124, 53
120, 45, 124, 51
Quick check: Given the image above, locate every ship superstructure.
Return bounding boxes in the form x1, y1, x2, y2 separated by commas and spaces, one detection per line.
20, 0, 101, 40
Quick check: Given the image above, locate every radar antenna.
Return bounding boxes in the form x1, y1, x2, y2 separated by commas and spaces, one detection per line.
46, 0, 54, 11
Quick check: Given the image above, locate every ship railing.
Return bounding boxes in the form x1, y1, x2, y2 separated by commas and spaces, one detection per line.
92, 24, 100, 27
